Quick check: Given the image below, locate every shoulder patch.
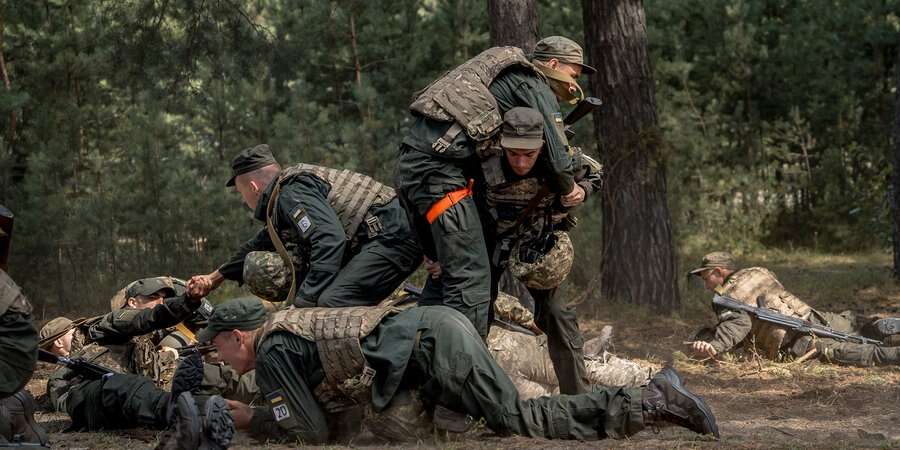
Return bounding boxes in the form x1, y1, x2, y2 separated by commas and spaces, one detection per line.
553, 112, 563, 123
291, 206, 312, 234
267, 389, 291, 422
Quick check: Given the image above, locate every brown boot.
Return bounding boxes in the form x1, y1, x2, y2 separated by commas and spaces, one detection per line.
0, 389, 49, 447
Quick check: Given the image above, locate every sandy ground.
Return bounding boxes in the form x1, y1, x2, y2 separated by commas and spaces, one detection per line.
27, 251, 900, 449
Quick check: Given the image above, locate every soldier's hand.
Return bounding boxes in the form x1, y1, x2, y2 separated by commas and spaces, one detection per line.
560, 184, 585, 207
225, 399, 253, 430
188, 272, 223, 298
690, 341, 717, 357
423, 256, 442, 279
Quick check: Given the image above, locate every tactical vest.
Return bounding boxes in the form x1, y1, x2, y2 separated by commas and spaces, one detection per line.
0, 269, 32, 317
718, 267, 813, 358
410, 46, 540, 142
256, 306, 398, 411
277, 164, 395, 242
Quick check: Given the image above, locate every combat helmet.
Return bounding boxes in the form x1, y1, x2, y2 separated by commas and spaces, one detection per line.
508, 231, 574, 289
243, 251, 291, 302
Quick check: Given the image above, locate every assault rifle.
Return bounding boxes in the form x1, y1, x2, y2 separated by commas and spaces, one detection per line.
712, 294, 883, 346
563, 96, 603, 140
38, 348, 116, 380
173, 343, 217, 356
0, 204, 13, 271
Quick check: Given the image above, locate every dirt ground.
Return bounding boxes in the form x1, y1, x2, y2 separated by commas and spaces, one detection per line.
28, 251, 900, 449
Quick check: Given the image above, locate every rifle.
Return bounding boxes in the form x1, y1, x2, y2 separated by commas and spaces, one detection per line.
563, 96, 603, 140
0, 205, 13, 271
173, 343, 217, 357
712, 294, 883, 346
38, 348, 116, 380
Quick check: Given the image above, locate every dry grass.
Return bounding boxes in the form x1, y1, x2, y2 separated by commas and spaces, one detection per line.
30, 249, 900, 449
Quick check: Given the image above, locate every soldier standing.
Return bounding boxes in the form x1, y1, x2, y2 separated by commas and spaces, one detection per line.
190, 144, 422, 308
396, 36, 594, 338
688, 251, 900, 365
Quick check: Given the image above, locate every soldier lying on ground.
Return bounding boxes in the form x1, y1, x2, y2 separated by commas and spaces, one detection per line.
687, 251, 900, 366
490, 293, 650, 399
38, 277, 257, 431
162, 298, 717, 447
189, 144, 423, 309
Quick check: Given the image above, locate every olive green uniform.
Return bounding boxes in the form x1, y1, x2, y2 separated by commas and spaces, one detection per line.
702, 267, 900, 366
0, 269, 38, 399
397, 66, 574, 338
484, 149, 602, 394
247, 306, 644, 444
219, 170, 421, 308
46, 294, 259, 430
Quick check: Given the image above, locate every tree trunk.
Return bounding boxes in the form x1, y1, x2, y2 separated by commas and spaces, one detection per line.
487, 0, 539, 51
488, 0, 538, 307
582, 0, 680, 310
891, 46, 900, 279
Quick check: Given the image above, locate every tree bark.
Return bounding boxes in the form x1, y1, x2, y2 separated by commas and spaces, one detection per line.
582, 0, 680, 310
488, 0, 538, 307
487, 0, 539, 52
891, 46, 900, 278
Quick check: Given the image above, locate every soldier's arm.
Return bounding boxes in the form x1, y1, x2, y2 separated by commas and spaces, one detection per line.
490, 69, 575, 195
276, 176, 347, 307
87, 295, 201, 342
248, 334, 329, 444
573, 153, 603, 200
707, 307, 753, 354
217, 228, 274, 283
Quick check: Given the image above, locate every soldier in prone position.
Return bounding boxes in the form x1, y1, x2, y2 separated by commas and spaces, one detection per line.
189, 144, 422, 308
163, 298, 719, 446
688, 252, 900, 366
396, 36, 596, 339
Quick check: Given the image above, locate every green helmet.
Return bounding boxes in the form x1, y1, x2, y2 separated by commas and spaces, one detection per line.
243, 251, 291, 302
508, 231, 574, 290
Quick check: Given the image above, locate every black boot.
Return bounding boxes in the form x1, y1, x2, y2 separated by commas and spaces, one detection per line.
166, 352, 205, 426
159, 392, 233, 450
0, 390, 50, 447
641, 367, 719, 438
871, 318, 900, 339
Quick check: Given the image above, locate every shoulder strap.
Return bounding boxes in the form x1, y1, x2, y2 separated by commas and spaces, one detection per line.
496, 184, 551, 242
265, 177, 297, 304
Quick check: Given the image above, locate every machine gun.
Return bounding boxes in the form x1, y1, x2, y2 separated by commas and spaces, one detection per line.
173, 343, 217, 357
563, 96, 603, 140
0, 205, 13, 271
38, 349, 116, 380
712, 294, 883, 346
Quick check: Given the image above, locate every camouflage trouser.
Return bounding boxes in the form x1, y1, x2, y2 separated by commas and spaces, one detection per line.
65, 374, 170, 431
789, 311, 900, 366
396, 146, 491, 337
0, 310, 37, 399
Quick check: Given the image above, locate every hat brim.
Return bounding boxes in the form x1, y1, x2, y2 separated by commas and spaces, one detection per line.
501, 135, 544, 150
688, 266, 709, 276
198, 326, 221, 343
226, 175, 237, 187
577, 62, 597, 75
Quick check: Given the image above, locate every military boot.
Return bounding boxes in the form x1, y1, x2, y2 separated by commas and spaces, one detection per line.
0, 390, 50, 447
871, 318, 900, 339
162, 393, 233, 450
166, 353, 205, 426
641, 368, 719, 438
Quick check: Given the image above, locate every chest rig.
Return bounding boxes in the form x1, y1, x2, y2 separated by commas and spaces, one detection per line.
257, 305, 398, 412
719, 267, 813, 358
266, 164, 395, 303
410, 46, 553, 154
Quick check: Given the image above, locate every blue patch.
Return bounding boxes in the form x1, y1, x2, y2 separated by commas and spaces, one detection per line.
291, 206, 312, 234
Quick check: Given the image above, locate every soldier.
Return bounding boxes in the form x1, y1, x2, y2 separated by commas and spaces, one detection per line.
687, 251, 900, 366
0, 205, 49, 447
174, 298, 717, 445
189, 144, 422, 308
396, 36, 595, 338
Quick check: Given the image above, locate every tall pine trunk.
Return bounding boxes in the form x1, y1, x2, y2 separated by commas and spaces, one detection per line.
891, 46, 900, 279
487, 0, 539, 307
582, 0, 680, 310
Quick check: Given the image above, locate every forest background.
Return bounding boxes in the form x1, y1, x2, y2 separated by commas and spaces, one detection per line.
1, 0, 898, 315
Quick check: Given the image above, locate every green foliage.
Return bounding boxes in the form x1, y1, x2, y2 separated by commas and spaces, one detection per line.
0, 0, 897, 312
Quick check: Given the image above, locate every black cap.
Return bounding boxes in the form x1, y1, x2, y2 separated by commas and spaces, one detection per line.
226, 144, 278, 187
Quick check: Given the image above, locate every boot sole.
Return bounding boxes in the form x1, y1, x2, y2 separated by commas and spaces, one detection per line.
175, 392, 202, 450
874, 318, 900, 337
201, 396, 234, 450
658, 368, 720, 438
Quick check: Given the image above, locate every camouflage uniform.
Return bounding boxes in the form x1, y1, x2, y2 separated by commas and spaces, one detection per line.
489, 293, 649, 399
219, 149, 422, 308
693, 258, 900, 366
396, 45, 579, 339
0, 269, 38, 399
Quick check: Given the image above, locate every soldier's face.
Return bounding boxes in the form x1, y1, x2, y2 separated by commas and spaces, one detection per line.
505, 148, 542, 176
212, 329, 255, 375
700, 269, 725, 291
128, 292, 165, 309
54, 329, 76, 356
